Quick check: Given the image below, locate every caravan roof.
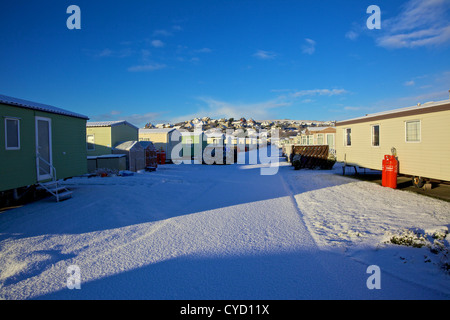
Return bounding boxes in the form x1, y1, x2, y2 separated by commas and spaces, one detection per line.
0, 94, 89, 119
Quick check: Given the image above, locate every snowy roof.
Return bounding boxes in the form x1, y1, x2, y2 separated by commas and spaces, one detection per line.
337, 99, 450, 125
87, 120, 139, 129
138, 141, 156, 148
87, 154, 126, 159
139, 128, 176, 134
0, 94, 89, 120
114, 140, 143, 150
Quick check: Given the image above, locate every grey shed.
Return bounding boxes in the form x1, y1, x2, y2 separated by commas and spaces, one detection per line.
113, 141, 146, 172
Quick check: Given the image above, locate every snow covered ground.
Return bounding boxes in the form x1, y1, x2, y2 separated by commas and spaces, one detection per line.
0, 149, 449, 300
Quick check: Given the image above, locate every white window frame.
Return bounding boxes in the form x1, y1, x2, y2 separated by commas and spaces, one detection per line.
317, 133, 324, 145
326, 133, 334, 147
405, 120, 421, 143
5, 117, 20, 150
87, 134, 95, 150
344, 128, 351, 146
371, 124, 380, 147
301, 135, 307, 145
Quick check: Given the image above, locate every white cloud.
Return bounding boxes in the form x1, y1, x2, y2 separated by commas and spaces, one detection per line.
253, 50, 276, 60
291, 88, 348, 97
127, 63, 167, 72
151, 40, 165, 48
301, 38, 316, 55
195, 48, 212, 53
171, 97, 290, 123
404, 80, 415, 86
170, 87, 348, 122
97, 48, 113, 57
153, 29, 173, 37
345, 31, 359, 41
376, 0, 450, 48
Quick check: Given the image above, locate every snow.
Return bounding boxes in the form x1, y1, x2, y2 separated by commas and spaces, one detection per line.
0, 148, 449, 300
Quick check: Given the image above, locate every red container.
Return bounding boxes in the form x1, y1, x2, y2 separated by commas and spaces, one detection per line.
159, 149, 166, 164
156, 150, 161, 164
382, 155, 398, 189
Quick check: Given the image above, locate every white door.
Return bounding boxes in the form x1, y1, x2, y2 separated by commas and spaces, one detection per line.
35, 117, 53, 181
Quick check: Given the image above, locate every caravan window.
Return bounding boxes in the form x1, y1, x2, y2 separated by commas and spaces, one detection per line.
87, 134, 95, 150
301, 135, 307, 145
372, 125, 380, 147
5, 118, 20, 150
317, 133, 324, 145
344, 128, 351, 146
405, 120, 420, 142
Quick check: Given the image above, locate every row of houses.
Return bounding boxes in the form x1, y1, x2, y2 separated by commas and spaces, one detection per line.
1, 93, 450, 200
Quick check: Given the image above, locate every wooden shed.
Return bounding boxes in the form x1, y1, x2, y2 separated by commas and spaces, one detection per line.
112, 141, 146, 172
0, 94, 88, 194
335, 99, 450, 186
139, 141, 158, 169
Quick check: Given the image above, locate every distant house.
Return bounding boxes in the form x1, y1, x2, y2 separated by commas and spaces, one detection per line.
335, 99, 450, 186
0, 94, 88, 193
86, 120, 139, 156
300, 127, 336, 150
138, 128, 179, 162
181, 131, 207, 162
206, 131, 225, 145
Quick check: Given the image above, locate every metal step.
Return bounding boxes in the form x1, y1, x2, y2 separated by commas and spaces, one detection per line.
37, 180, 73, 202
56, 190, 73, 201
37, 180, 58, 189
48, 186, 67, 193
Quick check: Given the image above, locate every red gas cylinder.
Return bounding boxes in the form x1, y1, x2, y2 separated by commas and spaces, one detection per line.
382, 155, 398, 189
156, 149, 161, 164
160, 149, 166, 164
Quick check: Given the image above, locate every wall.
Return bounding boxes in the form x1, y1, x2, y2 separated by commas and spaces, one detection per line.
0, 104, 37, 191
111, 123, 138, 147
86, 126, 112, 156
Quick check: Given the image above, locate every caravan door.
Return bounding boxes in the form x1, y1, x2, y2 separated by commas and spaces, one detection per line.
35, 116, 53, 181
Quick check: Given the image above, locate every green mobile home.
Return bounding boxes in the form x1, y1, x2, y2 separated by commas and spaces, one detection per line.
86, 120, 139, 156
0, 94, 89, 193
181, 131, 207, 162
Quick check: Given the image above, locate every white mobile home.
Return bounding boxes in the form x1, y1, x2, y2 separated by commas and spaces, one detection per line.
335, 99, 450, 186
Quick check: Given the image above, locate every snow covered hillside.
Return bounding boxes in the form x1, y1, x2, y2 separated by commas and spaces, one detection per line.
0, 151, 449, 300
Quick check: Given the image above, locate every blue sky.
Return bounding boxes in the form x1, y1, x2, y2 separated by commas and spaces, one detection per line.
1, 0, 449, 127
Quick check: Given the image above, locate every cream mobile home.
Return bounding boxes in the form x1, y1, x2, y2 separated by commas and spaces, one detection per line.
335, 99, 450, 187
